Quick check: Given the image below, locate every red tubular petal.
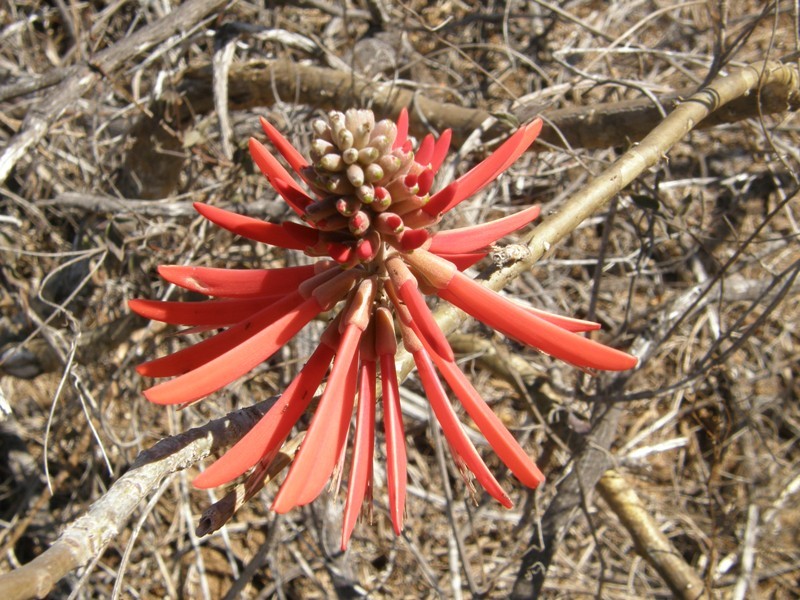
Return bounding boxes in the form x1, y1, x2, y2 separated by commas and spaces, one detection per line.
194, 202, 319, 250
430, 129, 452, 172
268, 170, 316, 216
374, 307, 406, 534
272, 324, 362, 512
397, 228, 429, 252
157, 264, 318, 298
427, 205, 541, 254
341, 358, 377, 549
326, 242, 353, 264
248, 138, 313, 215
395, 279, 454, 362
393, 108, 409, 150
421, 335, 545, 488
424, 119, 542, 217
417, 168, 435, 196
525, 307, 600, 332
259, 116, 309, 176
420, 181, 458, 219
137, 290, 303, 379
141, 294, 324, 404
412, 347, 512, 507
381, 351, 406, 534
193, 341, 335, 489
495, 119, 543, 174
415, 134, 435, 166
430, 251, 487, 271
439, 271, 638, 371
129, 296, 280, 326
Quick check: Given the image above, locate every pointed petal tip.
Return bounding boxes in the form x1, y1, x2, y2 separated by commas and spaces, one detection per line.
439, 271, 638, 372
142, 384, 176, 405
128, 298, 146, 316
192, 470, 218, 490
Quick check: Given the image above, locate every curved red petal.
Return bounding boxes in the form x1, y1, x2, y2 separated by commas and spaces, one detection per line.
129, 296, 280, 326
430, 129, 452, 172
425, 119, 542, 217
194, 202, 318, 250
259, 116, 309, 176
141, 294, 322, 404
395, 279, 454, 362
248, 138, 313, 216
429, 251, 488, 271
439, 271, 638, 371
341, 358, 377, 549
381, 351, 406, 534
525, 307, 601, 332
272, 325, 362, 512
422, 338, 545, 488
156, 264, 318, 298
137, 291, 303, 379
415, 134, 435, 166
428, 205, 541, 254
193, 341, 335, 489
413, 348, 512, 506
394, 108, 409, 149
269, 173, 316, 216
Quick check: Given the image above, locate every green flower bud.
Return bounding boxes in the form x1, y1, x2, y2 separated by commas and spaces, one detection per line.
378, 154, 402, 177
355, 185, 375, 204
365, 163, 384, 183
324, 174, 354, 195
349, 210, 371, 236
358, 147, 379, 164
336, 196, 361, 217
319, 153, 345, 172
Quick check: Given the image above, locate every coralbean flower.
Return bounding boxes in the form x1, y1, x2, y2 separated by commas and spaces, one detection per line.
130, 109, 637, 548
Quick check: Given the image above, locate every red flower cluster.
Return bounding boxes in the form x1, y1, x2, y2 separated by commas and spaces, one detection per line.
130, 109, 637, 548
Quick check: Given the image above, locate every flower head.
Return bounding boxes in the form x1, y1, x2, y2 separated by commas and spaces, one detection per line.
130, 109, 637, 548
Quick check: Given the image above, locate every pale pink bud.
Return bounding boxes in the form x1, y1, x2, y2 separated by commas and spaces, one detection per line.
336, 197, 361, 217
342, 147, 359, 165
347, 164, 365, 187
310, 139, 335, 161
349, 210, 371, 236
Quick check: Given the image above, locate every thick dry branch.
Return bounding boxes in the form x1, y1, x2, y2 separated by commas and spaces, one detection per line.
0, 0, 230, 186
126, 59, 798, 198
0, 400, 274, 600
598, 470, 709, 600
178, 59, 799, 148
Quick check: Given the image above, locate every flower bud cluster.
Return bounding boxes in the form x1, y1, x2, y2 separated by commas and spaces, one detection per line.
301, 109, 435, 265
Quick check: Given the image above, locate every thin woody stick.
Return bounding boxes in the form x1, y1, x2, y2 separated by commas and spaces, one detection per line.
0, 400, 275, 600
597, 470, 709, 600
